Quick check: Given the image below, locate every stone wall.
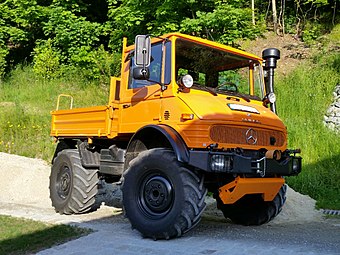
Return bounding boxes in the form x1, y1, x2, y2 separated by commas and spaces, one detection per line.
324, 84, 340, 133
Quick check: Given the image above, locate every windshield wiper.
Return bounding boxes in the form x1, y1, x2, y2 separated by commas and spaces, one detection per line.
223, 91, 251, 102
191, 84, 250, 101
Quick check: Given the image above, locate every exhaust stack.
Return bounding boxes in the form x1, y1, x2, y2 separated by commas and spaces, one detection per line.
262, 48, 280, 114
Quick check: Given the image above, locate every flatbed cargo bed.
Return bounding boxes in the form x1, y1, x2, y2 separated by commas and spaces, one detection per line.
51, 105, 117, 138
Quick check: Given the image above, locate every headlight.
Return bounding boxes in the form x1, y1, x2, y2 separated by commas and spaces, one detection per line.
292, 158, 301, 174
262, 92, 276, 106
179, 74, 193, 88
210, 155, 232, 172
268, 92, 276, 103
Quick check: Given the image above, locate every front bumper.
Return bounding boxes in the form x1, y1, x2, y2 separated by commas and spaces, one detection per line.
188, 150, 302, 176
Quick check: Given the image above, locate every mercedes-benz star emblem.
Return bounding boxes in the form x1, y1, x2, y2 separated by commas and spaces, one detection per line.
245, 128, 258, 145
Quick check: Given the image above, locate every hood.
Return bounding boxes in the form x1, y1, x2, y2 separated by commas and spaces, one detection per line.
178, 92, 285, 130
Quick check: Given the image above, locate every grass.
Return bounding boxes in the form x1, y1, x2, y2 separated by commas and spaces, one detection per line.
324, 214, 340, 220
0, 215, 90, 255
276, 51, 340, 209
0, 66, 109, 161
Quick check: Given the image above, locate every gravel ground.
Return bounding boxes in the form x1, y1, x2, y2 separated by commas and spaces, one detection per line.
0, 152, 322, 223
0, 152, 339, 255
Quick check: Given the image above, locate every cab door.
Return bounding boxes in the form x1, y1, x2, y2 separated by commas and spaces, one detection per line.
119, 41, 172, 133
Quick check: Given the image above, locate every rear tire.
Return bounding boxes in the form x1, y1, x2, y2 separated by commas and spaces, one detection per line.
50, 149, 100, 214
218, 184, 287, 225
122, 148, 207, 240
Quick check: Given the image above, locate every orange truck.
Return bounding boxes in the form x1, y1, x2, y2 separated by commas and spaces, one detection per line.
50, 33, 301, 240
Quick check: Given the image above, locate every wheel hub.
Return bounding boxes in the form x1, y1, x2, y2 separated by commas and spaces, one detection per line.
57, 166, 71, 199
141, 175, 173, 214
61, 173, 70, 191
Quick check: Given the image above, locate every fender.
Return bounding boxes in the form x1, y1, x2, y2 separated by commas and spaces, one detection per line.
51, 139, 77, 164
126, 124, 189, 163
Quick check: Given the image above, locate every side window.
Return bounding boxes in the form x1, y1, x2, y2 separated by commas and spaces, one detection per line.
128, 42, 171, 89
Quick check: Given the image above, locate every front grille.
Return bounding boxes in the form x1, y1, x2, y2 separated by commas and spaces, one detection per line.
210, 125, 285, 147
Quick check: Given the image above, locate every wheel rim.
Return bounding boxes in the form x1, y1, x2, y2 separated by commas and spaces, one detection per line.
139, 173, 174, 218
56, 165, 72, 200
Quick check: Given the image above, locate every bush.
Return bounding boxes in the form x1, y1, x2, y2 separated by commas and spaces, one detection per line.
302, 22, 324, 44
32, 39, 60, 79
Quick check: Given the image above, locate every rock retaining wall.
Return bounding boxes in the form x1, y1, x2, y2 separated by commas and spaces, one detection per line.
324, 84, 340, 133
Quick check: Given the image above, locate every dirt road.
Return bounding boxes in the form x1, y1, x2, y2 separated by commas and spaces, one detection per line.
0, 152, 339, 255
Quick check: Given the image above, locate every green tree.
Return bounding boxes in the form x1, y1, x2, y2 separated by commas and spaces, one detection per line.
107, 0, 264, 48
42, 6, 102, 64
0, 0, 46, 71
180, 2, 264, 45
0, 0, 338, 79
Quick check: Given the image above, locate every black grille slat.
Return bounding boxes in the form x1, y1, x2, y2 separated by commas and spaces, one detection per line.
210, 125, 285, 147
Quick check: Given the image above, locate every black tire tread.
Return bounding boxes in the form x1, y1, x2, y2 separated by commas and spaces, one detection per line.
218, 184, 287, 226
122, 148, 206, 239
50, 149, 100, 215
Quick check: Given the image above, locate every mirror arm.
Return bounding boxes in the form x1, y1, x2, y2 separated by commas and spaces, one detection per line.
142, 35, 149, 73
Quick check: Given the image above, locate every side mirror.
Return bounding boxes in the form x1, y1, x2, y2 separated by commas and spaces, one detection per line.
134, 35, 151, 67
133, 67, 150, 80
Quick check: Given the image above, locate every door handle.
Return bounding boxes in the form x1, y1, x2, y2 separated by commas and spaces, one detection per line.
123, 104, 131, 109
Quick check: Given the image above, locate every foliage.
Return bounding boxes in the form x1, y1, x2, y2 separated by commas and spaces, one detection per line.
0, 1, 113, 83
32, 39, 60, 78
180, 4, 265, 45
87, 45, 122, 84
0, 47, 8, 78
42, 6, 101, 61
0, 0, 338, 80
302, 22, 324, 44
107, 0, 264, 48
0, 215, 90, 255
41, 6, 104, 79
0, 0, 46, 69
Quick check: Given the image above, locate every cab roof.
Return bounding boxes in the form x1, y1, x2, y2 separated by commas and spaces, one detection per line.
125, 32, 262, 62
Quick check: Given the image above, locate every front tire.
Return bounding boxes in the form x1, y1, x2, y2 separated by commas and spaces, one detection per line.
50, 149, 100, 214
122, 148, 207, 240
218, 184, 287, 225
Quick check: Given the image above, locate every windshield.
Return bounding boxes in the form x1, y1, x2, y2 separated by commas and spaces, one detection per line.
175, 39, 264, 100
